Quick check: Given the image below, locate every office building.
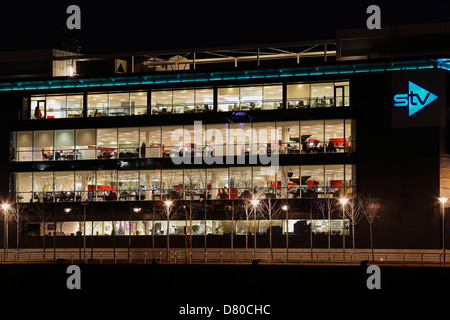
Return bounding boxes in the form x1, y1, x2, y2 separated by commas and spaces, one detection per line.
2, 22, 450, 251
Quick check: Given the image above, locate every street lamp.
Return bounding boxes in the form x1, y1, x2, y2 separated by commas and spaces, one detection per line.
339, 198, 349, 262
282, 204, 289, 258
439, 197, 448, 260
81, 202, 88, 262
2, 203, 10, 261
251, 200, 259, 257
164, 201, 173, 259
132, 207, 141, 235
132, 207, 142, 237
128, 207, 142, 259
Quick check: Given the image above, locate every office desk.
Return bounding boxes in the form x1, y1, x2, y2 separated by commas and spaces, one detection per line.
287, 147, 300, 154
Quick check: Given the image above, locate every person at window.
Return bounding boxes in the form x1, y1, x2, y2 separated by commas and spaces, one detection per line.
141, 142, 146, 158
302, 141, 309, 153
34, 106, 42, 119
110, 191, 117, 201
327, 141, 336, 153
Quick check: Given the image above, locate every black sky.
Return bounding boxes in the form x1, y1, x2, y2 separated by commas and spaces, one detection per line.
1, 0, 450, 54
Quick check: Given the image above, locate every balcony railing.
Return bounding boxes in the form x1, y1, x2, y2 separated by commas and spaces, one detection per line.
15, 184, 354, 204
12, 140, 355, 162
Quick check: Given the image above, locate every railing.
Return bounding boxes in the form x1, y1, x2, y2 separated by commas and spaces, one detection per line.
12, 140, 355, 162
1, 249, 449, 267
15, 184, 354, 203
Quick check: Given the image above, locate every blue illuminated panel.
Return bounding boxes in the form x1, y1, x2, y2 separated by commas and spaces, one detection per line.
0, 59, 440, 92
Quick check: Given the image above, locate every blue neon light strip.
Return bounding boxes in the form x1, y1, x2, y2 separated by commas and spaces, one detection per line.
0, 59, 440, 92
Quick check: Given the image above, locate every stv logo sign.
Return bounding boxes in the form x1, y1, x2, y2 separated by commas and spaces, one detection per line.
393, 81, 438, 116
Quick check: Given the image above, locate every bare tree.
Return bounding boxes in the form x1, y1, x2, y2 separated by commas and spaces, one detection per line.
99, 170, 117, 258
361, 194, 380, 261
159, 200, 182, 260
317, 194, 338, 254
223, 200, 237, 252
345, 196, 365, 250
9, 202, 26, 252
235, 199, 253, 250
118, 172, 139, 202
279, 166, 295, 256
179, 198, 201, 252
230, 168, 253, 250
90, 220, 101, 259
258, 198, 284, 259
32, 175, 56, 257
185, 169, 210, 250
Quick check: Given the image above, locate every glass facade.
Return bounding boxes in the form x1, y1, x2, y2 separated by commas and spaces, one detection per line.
27, 81, 350, 120
87, 91, 147, 117
11, 119, 354, 161
287, 81, 350, 108
31, 94, 84, 119
14, 78, 355, 248
217, 85, 282, 111
27, 218, 349, 237
13, 165, 354, 203
151, 88, 213, 114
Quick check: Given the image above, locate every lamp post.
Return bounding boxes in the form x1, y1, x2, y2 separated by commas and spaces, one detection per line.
282, 204, 289, 259
164, 200, 173, 260
251, 200, 259, 258
129, 207, 141, 259
439, 197, 448, 262
81, 202, 88, 262
55, 207, 71, 259
339, 198, 348, 262
2, 203, 10, 261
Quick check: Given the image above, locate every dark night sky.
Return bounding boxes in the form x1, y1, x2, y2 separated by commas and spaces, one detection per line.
1, 0, 450, 54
